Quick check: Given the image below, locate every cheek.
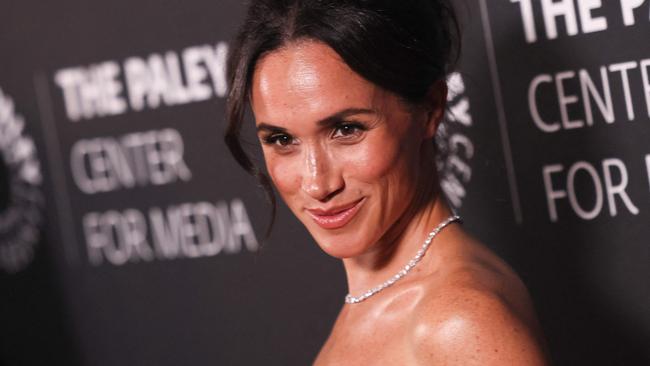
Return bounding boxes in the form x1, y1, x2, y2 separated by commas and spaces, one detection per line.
343, 130, 418, 187
341, 129, 420, 230
264, 153, 301, 199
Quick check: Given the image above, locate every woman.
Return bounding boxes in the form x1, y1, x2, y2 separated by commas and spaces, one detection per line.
226, 0, 551, 364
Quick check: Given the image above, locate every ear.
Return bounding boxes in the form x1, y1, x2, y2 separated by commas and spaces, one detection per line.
423, 79, 448, 140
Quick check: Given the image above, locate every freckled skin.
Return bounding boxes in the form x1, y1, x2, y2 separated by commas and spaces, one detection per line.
250, 41, 551, 365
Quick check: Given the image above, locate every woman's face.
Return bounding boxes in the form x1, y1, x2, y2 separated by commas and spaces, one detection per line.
250, 40, 440, 259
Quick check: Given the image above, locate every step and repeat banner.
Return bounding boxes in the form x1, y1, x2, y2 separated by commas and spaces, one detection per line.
0, 0, 648, 365
462, 1, 650, 365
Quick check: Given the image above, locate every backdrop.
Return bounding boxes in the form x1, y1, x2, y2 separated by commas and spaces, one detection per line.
1, 0, 648, 365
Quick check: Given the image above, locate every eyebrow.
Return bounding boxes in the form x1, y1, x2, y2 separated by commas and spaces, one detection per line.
256, 107, 376, 133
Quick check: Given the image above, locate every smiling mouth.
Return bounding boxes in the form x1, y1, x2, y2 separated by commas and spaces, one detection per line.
306, 198, 365, 230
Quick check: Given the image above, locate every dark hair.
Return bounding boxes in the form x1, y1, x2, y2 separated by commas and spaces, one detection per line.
225, 0, 461, 236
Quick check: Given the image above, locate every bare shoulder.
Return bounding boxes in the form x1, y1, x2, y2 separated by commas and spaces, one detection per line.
409, 229, 551, 365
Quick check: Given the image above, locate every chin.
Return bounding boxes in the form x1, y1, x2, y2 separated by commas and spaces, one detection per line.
289, 199, 375, 258
308, 226, 370, 259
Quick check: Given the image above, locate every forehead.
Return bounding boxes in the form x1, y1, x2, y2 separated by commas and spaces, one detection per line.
250, 40, 380, 123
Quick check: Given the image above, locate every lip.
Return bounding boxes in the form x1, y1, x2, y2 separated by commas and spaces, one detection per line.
306, 198, 365, 230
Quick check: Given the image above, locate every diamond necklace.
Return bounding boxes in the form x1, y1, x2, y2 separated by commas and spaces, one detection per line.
344, 215, 461, 304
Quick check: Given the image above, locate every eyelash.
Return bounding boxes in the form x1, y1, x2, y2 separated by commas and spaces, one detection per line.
331, 122, 366, 138
263, 133, 293, 146
262, 122, 367, 148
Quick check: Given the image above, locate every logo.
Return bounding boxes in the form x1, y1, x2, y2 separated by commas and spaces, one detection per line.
437, 72, 475, 210
0, 87, 45, 273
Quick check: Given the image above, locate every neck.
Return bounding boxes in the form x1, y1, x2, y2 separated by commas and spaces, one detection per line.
341, 170, 454, 299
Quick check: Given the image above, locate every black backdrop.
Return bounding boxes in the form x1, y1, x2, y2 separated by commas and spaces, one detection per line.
1, 0, 648, 365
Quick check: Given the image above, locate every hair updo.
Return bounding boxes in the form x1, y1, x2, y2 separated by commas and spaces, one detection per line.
225, 0, 461, 234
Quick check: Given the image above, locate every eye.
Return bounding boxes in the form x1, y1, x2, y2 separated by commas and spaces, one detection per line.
332, 122, 366, 139
264, 133, 294, 147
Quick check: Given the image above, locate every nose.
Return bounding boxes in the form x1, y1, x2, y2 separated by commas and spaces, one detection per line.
300, 143, 344, 201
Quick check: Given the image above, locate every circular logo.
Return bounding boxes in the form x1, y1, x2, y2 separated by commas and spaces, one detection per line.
436, 72, 475, 210
0, 87, 45, 273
